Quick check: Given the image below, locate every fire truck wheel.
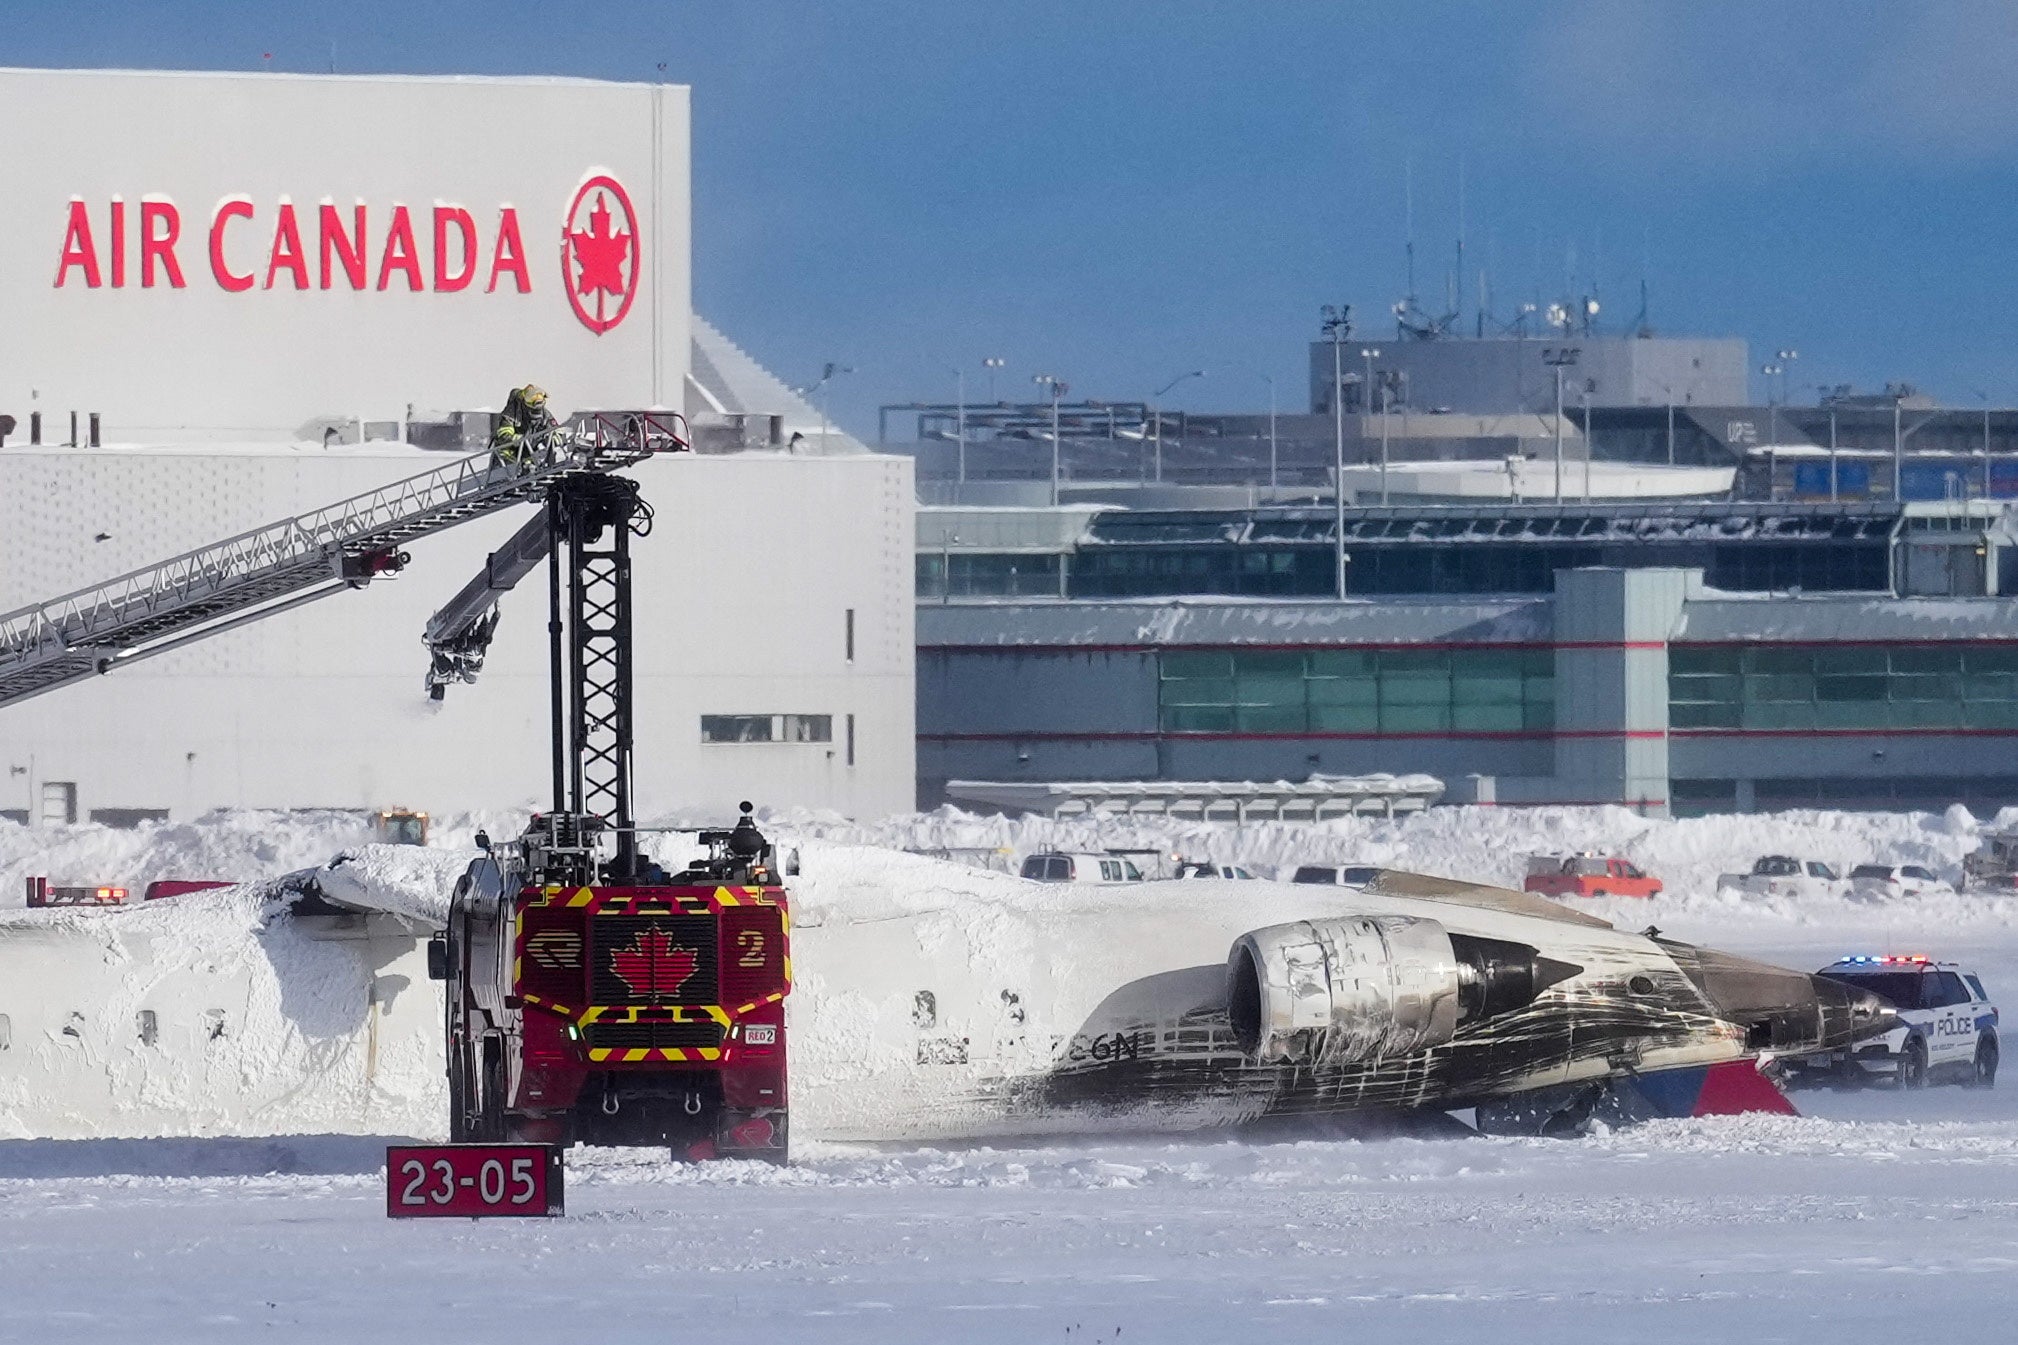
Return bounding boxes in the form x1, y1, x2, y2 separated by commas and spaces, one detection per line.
477, 1037, 507, 1141
448, 1039, 476, 1143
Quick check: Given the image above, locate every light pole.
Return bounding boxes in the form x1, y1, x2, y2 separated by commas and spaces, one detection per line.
1651, 380, 1677, 465
1581, 386, 1594, 502
1543, 346, 1580, 503
1229, 366, 1278, 491
1151, 370, 1205, 483
1322, 305, 1352, 599
953, 367, 967, 486
1776, 349, 1799, 410
1974, 389, 1993, 499
1893, 387, 1905, 500
982, 356, 1005, 402
1359, 348, 1385, 505
812, 361, 853, 453
1033, 374, 1067, 506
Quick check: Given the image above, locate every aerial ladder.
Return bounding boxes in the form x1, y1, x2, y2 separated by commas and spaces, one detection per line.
0, 412, 684, 711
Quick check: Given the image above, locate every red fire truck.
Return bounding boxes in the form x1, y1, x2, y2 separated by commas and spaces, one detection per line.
423, 444, 792, 1163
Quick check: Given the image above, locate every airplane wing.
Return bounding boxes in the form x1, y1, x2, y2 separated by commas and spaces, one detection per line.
1363, 868, 1616, 929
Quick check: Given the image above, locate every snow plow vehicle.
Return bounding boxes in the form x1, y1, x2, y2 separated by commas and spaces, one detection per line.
1963, 829, 2018, 893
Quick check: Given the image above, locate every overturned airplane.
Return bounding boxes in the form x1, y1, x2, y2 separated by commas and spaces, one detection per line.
0, 848, 1894, 1145
789, 862, 1893, 1141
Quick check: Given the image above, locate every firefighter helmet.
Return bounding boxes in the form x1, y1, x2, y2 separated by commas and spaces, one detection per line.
521, 384, 548, 408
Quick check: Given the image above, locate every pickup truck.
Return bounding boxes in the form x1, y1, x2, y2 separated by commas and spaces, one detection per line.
1522, 854, 1662, 899
1716, 855, 1845, 901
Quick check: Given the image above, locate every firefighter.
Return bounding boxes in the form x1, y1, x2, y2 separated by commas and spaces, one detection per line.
490, 383, 557, 471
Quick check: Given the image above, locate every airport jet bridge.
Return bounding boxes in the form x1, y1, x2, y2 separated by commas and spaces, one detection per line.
0, 414, 685, 711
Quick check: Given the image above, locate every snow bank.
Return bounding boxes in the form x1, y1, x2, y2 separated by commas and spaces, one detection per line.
4, 802, 2017, 1144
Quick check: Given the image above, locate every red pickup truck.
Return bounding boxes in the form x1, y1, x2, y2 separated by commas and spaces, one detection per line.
1522, 854, 1663, 899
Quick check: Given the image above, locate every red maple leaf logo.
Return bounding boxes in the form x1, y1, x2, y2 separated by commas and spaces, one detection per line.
561, 174, 641, 335
569, 195, 629, 299
610, 926, 698, 999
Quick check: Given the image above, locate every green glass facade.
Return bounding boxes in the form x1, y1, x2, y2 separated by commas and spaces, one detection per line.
1669, 644, 2018, 730
1158, 648, 1555, 735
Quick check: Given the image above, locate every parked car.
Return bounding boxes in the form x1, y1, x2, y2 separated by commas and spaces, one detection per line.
1019, 852, 1145, 884
1173, 860, 1259, 880
1523, 853, 1662, 899
1782, 955, 1997, 1089
1716, 855, 1844, 900
1848, 864, 1955, 901
1289, 865, 1381, 888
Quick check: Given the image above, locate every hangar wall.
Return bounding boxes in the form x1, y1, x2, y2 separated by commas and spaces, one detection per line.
0, 68, 691, 439
0, 445, 915, 821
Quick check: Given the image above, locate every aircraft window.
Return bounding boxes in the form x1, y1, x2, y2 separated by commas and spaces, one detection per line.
1966, 975, 1989, 1001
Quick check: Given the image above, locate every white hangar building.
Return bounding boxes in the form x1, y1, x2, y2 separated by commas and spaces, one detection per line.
0, 67, 913, 824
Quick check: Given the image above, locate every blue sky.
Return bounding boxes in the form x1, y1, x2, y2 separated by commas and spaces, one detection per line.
11, 1, 2018, 433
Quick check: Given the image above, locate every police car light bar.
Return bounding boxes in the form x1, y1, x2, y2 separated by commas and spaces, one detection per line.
1841, 954, 1930, 965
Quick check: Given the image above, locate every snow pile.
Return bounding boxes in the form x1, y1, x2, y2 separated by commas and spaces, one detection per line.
767, 801, 2018, 936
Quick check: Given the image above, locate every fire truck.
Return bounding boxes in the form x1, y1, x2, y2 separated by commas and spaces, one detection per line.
422, 433, 792, 1163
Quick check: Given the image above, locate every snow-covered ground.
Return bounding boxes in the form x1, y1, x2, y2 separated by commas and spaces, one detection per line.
3, 805, 2018, 1340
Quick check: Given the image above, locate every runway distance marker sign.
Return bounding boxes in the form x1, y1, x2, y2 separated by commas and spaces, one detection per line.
385, 1144, 564, 1218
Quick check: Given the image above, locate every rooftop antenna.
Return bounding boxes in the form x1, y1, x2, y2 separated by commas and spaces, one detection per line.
1455, 156, 1466, 336
1633, 225, 1652, 337
1404, 156, 1417, 330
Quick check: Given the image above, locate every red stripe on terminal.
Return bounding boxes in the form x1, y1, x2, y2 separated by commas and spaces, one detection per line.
1671, 727, 2018, 738
919, 639, 1667, 655
921, 729, 1668, 743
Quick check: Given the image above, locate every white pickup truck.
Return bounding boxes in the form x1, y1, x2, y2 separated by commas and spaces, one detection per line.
1716, 855, 1846, 901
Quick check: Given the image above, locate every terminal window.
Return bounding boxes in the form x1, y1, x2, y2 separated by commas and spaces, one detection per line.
700, 714, 834, 744
1158, 648, 1553, 734
1669, 644, 2018, 730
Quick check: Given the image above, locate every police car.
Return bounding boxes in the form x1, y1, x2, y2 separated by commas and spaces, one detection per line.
1784, 956, 1998, 1089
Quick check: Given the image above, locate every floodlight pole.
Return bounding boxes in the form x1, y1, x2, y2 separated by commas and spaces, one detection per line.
1543, 346, 1579, 504
1322, 306, 1352, 599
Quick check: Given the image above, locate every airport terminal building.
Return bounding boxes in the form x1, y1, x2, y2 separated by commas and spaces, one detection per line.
0, 67, 914, 824
919, 502, 2018, 817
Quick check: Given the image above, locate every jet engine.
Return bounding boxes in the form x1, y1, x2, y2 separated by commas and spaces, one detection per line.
1226, 916, 1576, 1066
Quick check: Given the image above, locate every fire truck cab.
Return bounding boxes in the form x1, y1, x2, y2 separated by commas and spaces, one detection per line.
432, 806, 791, 1162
